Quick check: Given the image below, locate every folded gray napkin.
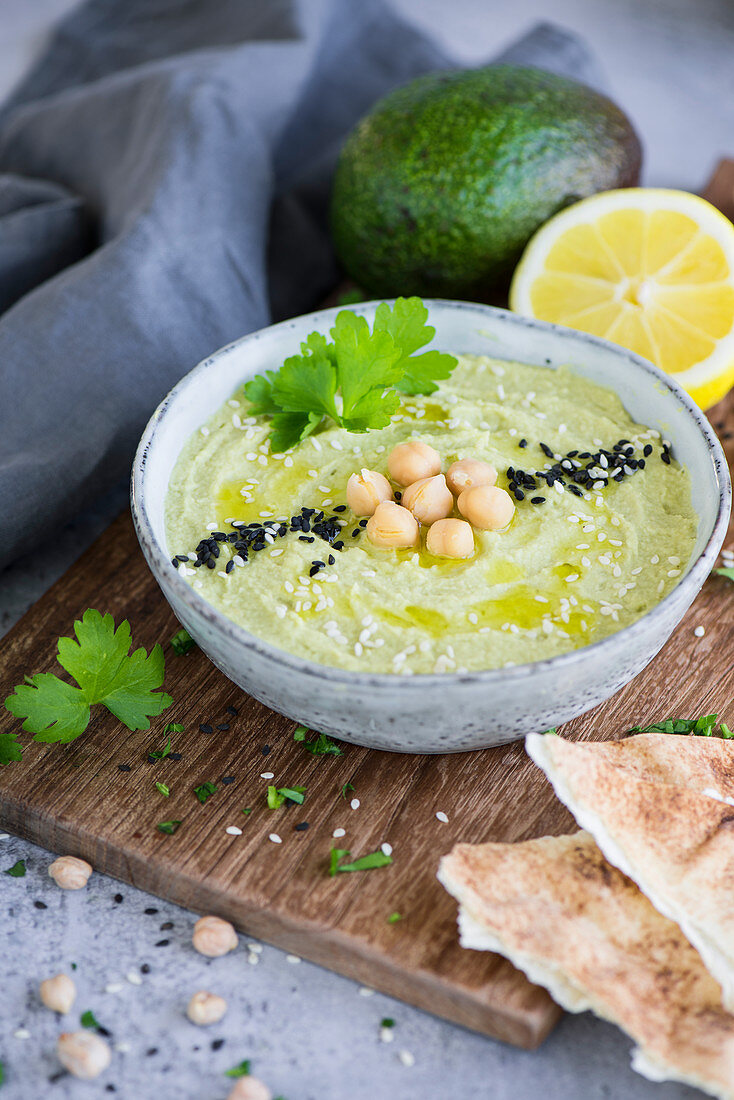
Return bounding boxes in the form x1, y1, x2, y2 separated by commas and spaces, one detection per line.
0, 0, 604, 570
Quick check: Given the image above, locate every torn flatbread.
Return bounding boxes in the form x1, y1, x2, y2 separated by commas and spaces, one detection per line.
438, 831, 734, 1099
526, 732, 734, 1011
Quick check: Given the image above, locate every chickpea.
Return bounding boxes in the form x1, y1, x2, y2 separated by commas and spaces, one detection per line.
446, 458, 497, 497
48, 855, 92, 890
56, 1031, 111, 1080
387, 441, 441, 486
187, 990, 227, 1025
228, 1078, 272, 1100
425, 519, 474, 559
402, 474, 454, 525
40, 973, 76, 1014
366, 502, 419, 549
192, 915, 238, 957
458, 485, 515, 531
346, 469, 393, 516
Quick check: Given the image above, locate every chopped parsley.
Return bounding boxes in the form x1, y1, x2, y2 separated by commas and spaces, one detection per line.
4, 859, 26, 877
224, 1060, 251, 1078
294, 727, 343, 756
157, 820, 182, 835
149, 735, 172, 761
381, 1017, 395, 1029
387, 912, 403, 924
164, 722, 185, 734
329, 847, 393, 876
267, 785, 306, 809
341, 782, 355, 799
0, 1060, 4, 1086
244, 298, 457, 452
155, 781, 170, 797
194, 781, 218, 804
3, 610, 172, 763
543, 727, 557, 736
80, 1009, 102, 1030
170, 628, 196, 656
241, 807, 253, 815
628, 714, 733, 738
716, 566, 734, 582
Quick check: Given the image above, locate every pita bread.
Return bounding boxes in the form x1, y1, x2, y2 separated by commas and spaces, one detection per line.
438, 831, 734, 1099
526, 732, 734, 1010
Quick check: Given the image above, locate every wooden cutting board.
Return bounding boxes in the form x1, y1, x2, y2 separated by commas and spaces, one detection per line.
0, 175, 733, 1053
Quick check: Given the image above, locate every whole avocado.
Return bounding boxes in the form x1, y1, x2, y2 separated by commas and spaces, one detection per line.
331, 65, 642, 298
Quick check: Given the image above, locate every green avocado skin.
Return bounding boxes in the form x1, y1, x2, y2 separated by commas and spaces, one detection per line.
331, 65, 642, 298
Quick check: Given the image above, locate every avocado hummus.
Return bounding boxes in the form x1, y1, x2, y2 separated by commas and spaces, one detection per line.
165, 356, 696, 675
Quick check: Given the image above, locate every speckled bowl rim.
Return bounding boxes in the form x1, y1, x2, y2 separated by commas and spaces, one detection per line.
131, 299, 731, 689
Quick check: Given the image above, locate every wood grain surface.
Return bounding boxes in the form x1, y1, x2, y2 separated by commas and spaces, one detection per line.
0, 172, 732, 1051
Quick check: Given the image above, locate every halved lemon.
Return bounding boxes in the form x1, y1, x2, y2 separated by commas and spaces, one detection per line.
509, 188, 734, 409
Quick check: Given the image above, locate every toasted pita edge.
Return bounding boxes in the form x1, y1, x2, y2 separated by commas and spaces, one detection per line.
438, 845, 734, 1100
525, 732, 734, 1013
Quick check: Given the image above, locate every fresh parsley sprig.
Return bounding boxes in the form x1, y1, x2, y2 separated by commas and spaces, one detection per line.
628, 713, 733, 738
329, 847, 393, 876
244, 298, 457, 452
3, 610, 172, 764
293, 726, 343, 756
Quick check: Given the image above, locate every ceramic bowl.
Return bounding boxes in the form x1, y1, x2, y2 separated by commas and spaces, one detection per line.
131, 300, 730, 753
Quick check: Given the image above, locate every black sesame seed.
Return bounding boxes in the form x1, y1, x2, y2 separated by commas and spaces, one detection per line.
211, 1039, 225, 1051
518, 438, 527, 448
160, 921, 174, 931
144, 907, 158, 915
540, 442, 554, 458
513, 489, 525, 501
333, 540, 344, 550
206, 559, 216, 569
638, 458, 646, 469
358, 519, 368, 528
114, 893, 124, 904
299, 535, 315, 543
226, 706, 238, 716
221, 776, 235, 785
262, 745, 271, 755
146, 1048, 158, 1057
118, 764, 131, 772
154, 939, 170, 947
569, 485, 584, 497
225, 560, 234, 574
199, 723, 213, 734
661, 452, 671, 464
530, 496, 546, 504
333, 505, 347, 513
34, 900, 47, 909
216, 723, 230, 731
643, 444, 653, 457
309, 564, 321, 576
140, 963, 151, 974
295, 821, 310, 832
328, 555, 335, 565
98, 1026, 112, 1038
170, 752, 183, 761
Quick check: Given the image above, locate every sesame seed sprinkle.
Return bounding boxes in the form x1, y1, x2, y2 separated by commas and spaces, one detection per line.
436, 811, 449, 823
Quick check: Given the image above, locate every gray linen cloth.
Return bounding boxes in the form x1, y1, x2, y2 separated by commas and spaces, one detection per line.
0, 1, 604, 570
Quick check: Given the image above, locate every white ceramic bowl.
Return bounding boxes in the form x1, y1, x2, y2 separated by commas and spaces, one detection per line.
131, 301, 730, 753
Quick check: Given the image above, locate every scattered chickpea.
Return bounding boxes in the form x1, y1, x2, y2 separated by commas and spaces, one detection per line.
426, 519, 474, 559
387, 441, 441, 486
56, 1031, 111, 1080
40, 973, 76, 1014
192, 914, 238, 957
186, 990, 227, 1025
446, 458, 497, 497
227, 1077, 273, 1100
458, 485, 515, 531
346, 469, 393, 516
402, 474, 454, 525
48, 855, 93, 890
366, 501, 419, 549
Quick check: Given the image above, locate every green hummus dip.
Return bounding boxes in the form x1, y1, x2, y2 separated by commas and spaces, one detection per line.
165, 356, 696, 674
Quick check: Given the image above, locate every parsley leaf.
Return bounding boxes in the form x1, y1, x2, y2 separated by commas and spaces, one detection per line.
387, 911, 403, 924
293, 727, 343, 756
194, 780, 217, 804
627, 714, 731, 737
244, 298, 457, 450
341, 782, 355, 799
224, 1060, 251, 1079
170, 628, 196, 656
267, 785, 306, 809
164, 722, 185, 734
329, 848, 393, 876
0, 732, 23, 766
155, 781, 170, 797
373, 298, 457, 395
4, 611, 172, 757
4, 859, 26, 877
157, 820, 182, 835
149, 735, 172, 761
716, 566, 734, 582
80, 1010, 102, 1030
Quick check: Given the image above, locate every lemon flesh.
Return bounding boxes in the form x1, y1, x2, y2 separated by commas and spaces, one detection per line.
510, 188, 734, 409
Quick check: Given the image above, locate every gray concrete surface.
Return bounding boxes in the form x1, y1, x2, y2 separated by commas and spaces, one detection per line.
2, 1, 732, 1097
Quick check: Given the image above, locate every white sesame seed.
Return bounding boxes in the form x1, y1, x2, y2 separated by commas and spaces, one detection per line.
667, 569, 681, 578
14, 1029, 30, 1040
554, 481, 564, 494
436, 811, 449, 824
261, 772, 275, 780
468, 612, 478, 624
247, 953, 260, 965
200, 426, 210, 436
105, 982, 125, 994
694, 626, 705, 637
398, 1050, 416, 1067
332, 827, 346, 838
597, 532, 607, 542
380, 1027, 395, 1044
287, 954, 302, 964
226, 826, 243, 836
650, 554, 660, 564
381, 842, 393, 857
350, 798, 360, 810
126, 971, 143, 985
534, 595, 549, 603
115, 1042, 131, 1053
565, 573, 579, 583
581, 556, 591, 568
631, 566, 642, 575
359, 987, 375, 997
269, 833, 282, 844
668, 556, 681, 565
217, 571, 228, 579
